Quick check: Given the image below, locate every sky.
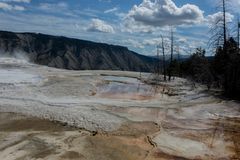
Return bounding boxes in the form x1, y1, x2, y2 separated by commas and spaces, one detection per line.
0, 0, 239, 56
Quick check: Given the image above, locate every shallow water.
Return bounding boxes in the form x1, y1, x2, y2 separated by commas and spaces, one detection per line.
102, 76, 140, 83
98, 76, 161, 100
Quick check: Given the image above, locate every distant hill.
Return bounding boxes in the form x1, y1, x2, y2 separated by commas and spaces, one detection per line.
153, 54, 214, 62
0, 31, 158, 72
152, 54, 190, 61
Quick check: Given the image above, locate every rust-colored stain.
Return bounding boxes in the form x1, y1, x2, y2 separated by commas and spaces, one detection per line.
99, 93, 156, 100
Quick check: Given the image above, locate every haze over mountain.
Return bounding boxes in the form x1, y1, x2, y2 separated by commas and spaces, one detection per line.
0, 31, 157, 72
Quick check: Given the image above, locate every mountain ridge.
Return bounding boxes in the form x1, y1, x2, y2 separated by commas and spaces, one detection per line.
0, 30, 157, 72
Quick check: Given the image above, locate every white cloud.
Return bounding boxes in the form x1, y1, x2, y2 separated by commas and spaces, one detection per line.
0, 0, 31, 3
87, 19, 115, 33
0, 2, 24, 11
206, 12, 234, 26
0, 2, 11, 10
124, 0, 204, 32
104, 7, 118, 14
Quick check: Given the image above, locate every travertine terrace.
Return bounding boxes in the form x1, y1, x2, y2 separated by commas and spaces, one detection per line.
0, 57, 239, 160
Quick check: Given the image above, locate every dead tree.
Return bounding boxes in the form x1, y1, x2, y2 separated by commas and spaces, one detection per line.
177, 45, 181, 77
208, 0, 229, 48
170, 28, 174, 64
168, 27, 174, 81
223, 0, 227, 46
238, 16, 240, 51
160, 35, 167, 81
156, 44, 161, 75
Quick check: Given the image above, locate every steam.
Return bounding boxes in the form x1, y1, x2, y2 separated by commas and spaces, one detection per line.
0, 49, 31, 64
13, 50, 31, 62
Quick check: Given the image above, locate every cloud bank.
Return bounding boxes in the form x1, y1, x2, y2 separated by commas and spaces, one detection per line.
124, 0, 204, 32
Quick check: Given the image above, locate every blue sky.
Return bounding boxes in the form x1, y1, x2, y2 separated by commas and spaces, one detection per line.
0, 0, 239, 56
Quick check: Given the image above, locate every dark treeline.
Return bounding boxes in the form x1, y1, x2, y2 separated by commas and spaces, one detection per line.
170, 38, 240, 100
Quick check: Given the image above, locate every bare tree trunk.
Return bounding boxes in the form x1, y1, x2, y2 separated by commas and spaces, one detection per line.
238, 16, 240, 52
177, 45, 180, 77
160, 35, 166, 81
156, 45, 161, 75
168, 27, 174, 81
171, 28, 174, 63
223, 0, 227, 46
